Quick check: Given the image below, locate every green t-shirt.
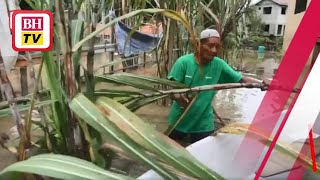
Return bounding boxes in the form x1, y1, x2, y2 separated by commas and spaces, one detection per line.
167, 53, 243, 133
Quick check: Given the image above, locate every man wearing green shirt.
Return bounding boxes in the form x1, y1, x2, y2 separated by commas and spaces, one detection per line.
167, 29, 268, 144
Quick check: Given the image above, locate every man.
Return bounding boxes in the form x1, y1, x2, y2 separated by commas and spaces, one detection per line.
167, 29, 268, 144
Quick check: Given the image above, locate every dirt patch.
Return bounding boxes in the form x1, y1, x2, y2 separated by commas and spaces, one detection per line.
0, 117, 17, 171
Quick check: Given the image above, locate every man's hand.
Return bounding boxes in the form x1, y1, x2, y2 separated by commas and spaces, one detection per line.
240, 76, 271, 91
171, 93, 191, 109
261, 79, 271, 91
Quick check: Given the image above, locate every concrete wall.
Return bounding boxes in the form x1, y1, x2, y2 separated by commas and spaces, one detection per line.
282, 0, 311, 53
255, 0, 287, 36
282, 0, 315, 70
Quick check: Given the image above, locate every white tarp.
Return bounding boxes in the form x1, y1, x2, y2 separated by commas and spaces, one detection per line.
0, 0, 18, 72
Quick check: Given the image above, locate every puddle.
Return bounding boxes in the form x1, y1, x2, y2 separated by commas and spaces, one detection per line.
214, 88, 266, 123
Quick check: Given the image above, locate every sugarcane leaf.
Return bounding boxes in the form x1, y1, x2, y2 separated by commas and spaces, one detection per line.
95, 96, 225, 179
0, 100, 55, 118
72, 9, 197, 52
78, 119, 107, 168
112, 73, 186, 88
71, 19, 85, 74
126, 95, 168, 112
95, 75, 159, 91
69, 93, 179, 179
0, 154, 135, 180
200, 1, 220, 25
43, 51, 68, 151
118, 97, 139, 104
95, 73, 185, 90
94, 89, 143, 98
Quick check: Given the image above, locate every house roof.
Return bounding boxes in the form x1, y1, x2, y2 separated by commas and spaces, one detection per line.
253, 0, 288, 6
273, 0, 288, 5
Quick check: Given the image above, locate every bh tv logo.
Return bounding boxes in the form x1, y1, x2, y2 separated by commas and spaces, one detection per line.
11, 10, 53, 51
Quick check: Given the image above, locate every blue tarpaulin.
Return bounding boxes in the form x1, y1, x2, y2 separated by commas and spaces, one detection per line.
114, 21, 162, 57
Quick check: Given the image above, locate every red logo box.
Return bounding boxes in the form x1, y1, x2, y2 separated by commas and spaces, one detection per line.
12, 10, 53, 51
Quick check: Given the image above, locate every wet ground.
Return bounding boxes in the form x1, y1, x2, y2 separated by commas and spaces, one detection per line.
0, 118, 16, 171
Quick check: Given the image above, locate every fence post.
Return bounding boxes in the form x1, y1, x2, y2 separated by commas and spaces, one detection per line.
109, 16, 115, 74
143, 52, 146, 68
20, 67, 28, 96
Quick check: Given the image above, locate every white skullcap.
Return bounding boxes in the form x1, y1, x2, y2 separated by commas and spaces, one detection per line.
200, 29, 220, 39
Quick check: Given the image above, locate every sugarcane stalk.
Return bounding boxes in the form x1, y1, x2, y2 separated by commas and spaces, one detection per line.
143, 83, 300, 98
162, 82, 300, 136
164, 93, 199, 135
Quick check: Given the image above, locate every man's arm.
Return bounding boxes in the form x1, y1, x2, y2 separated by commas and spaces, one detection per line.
167, 58, 191, 109
239, 76, 263, 84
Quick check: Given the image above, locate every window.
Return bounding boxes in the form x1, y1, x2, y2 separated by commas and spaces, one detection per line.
273, 69, 278, 74
263, 7, 272, 14
277, 25, 283, 35
281, 7, 287, 14
295, 0, 307, 14
264, 25, 270, 33
258, 7, 261, 10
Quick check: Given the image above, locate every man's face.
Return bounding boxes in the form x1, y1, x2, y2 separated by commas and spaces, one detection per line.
199, 37, 221, 64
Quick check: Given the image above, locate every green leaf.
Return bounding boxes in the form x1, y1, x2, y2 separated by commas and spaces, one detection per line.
0, 100, 55, 118
96, 75, 158, 91
0, 95, 32, 109
95, 73, 185, 91
78, 119, 107, 168
200, 1, 220, 25
94, 89, 143, 98
43, 51, 68, 152
118, 97, 138, 104
72, 9, 196, 52
0, 154, 135, 180
69, 93, 179, 179
95, 96, 225, 179
114, 73, 186, 88
71, 19, 85, 77
24, 0, 37, 9
126, 95, 168, 112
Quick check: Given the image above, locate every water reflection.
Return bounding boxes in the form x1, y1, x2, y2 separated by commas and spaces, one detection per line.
213, 88, 266, 123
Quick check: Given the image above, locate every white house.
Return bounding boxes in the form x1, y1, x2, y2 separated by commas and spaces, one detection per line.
253, 0, 288, 36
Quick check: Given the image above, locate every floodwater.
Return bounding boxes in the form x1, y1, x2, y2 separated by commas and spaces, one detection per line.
214, 88, 266, 123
